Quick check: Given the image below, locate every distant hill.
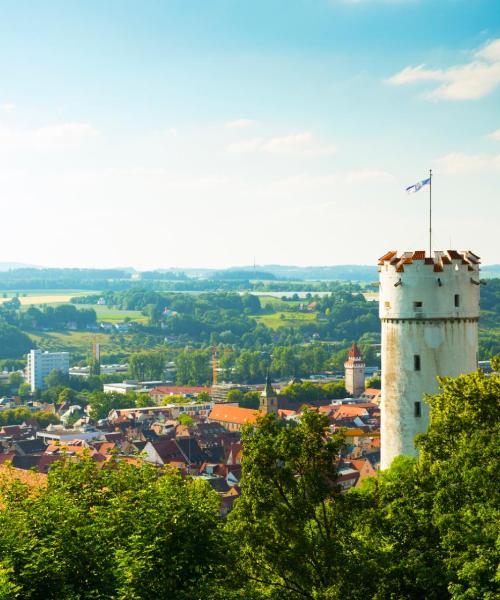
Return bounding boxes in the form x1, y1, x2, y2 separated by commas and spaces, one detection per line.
482, 265, 500, 278
0, 262, 41, 271
188, 265, 378, 282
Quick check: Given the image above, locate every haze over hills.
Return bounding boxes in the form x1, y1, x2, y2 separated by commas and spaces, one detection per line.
0, 262, 41, 272
1, 263, 499, 282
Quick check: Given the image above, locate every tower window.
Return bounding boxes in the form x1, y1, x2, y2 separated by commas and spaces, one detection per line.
384, 301, 391, 309
414, 355, 421, 371
454, 294, 460, 307
413, 301, 423, 310
414, 401, 421, 417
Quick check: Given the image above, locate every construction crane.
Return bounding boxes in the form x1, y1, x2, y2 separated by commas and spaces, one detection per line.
212, 346, 218, 386
92, 335, 101, 362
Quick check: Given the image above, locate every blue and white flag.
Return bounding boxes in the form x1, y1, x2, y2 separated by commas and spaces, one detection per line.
406, 177, 431, 194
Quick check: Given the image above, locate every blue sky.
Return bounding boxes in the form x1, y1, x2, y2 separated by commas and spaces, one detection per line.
0, 0, 499, 268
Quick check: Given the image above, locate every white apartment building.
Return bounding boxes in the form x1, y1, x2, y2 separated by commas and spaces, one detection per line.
27, 349, 70, 391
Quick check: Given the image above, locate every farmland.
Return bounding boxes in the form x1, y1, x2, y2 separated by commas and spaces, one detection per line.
255, 311, 317, 330
0, 290, 88, 306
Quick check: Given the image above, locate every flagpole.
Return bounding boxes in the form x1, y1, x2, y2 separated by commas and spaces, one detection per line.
429, 169, 432, 257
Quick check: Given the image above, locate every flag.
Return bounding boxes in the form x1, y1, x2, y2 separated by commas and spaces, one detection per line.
405, 177, 431, 194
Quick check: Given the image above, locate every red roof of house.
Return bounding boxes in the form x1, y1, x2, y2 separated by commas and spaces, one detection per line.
348, 342, 362, 359
209, 404, 261, 426
278, 409, 297, 417
150, 386, 211, 396
333, 405, 369, 419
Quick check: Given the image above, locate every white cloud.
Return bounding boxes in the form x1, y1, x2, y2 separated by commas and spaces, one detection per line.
226, 118, 258, 129
0, 122, 100, 151
387, 38, 500, 100
226, 131, 336, 157
436, 152, 500, 174
0, 103, 15, 112
486, 128, 500, 141
344, 168, 394, 183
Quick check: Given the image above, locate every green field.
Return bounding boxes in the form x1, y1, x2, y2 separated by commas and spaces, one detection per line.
255, 311, 317, 330
258, 296, 302, 310
29, 331, 103, 354
29, 330, 160, 356
88, 305, 147, 323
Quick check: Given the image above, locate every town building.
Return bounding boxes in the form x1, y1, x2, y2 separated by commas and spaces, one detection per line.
344, 342, 365, 397
27, 349, 70, 392
259, 374, 278, 415
103, 382, 140, 394
210, 383, 249, 403
208, 404, 261, 432
378, 249, 480, 469
149, 385, 211, 404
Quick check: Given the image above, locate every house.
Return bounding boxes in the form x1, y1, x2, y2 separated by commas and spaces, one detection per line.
336, 466, 360, 491
208, 404, 261, 432
220, 486, 241, 517
361, 388, 382, 404
103, 382, 139, 394
226, 442, 243, 465
10, 438, 46, 456
347, 458, 377, 485
150, 386, 211, 404
332, 405, 371, 420
143, 438, 206, 469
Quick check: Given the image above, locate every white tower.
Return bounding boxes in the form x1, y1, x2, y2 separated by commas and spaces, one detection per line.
378, 250, 480, 469
344, 342, 365, 398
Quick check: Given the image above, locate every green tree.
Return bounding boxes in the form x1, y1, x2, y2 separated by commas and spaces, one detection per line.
57, 387, 77, 406
177, 413, 193, 427
0, 459, 229, 599
89, 357, 101, 377
44, 369, 69, 389
365, 374, 381, 389
7, 372, 23, 389
175, 350, 211, 385
129, 351, 165, 381
228, 410, 357, 599
355, 369, 500, 599
87, 392, 136, 421
17, 382, 31, 398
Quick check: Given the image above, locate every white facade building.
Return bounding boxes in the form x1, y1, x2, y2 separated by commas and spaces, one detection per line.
27, 349, 70, 392
378, 250, 480, 469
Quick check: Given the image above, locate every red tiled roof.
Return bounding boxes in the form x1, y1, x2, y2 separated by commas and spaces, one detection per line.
333, 405, 369, 418
278, 409, 296, 417
209, 404, 261, 426
379, 250, 478, 272
378, 250, 397, 265
348, 341, 362, 359
150, 386, 211, 396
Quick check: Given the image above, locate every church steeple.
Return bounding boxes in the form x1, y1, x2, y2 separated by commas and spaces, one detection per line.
260, 372, 279, 415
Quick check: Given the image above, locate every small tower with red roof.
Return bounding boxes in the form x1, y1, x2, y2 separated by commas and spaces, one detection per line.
344, 342, 365, 398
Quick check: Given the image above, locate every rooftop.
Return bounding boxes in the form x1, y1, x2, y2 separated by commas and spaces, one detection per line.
378, 250, 480, 273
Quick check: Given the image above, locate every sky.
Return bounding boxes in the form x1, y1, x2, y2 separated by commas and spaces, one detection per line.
0, 0, 499, 269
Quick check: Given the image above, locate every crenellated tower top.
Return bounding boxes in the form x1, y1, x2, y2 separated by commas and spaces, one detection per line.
378, 249, 481, 321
